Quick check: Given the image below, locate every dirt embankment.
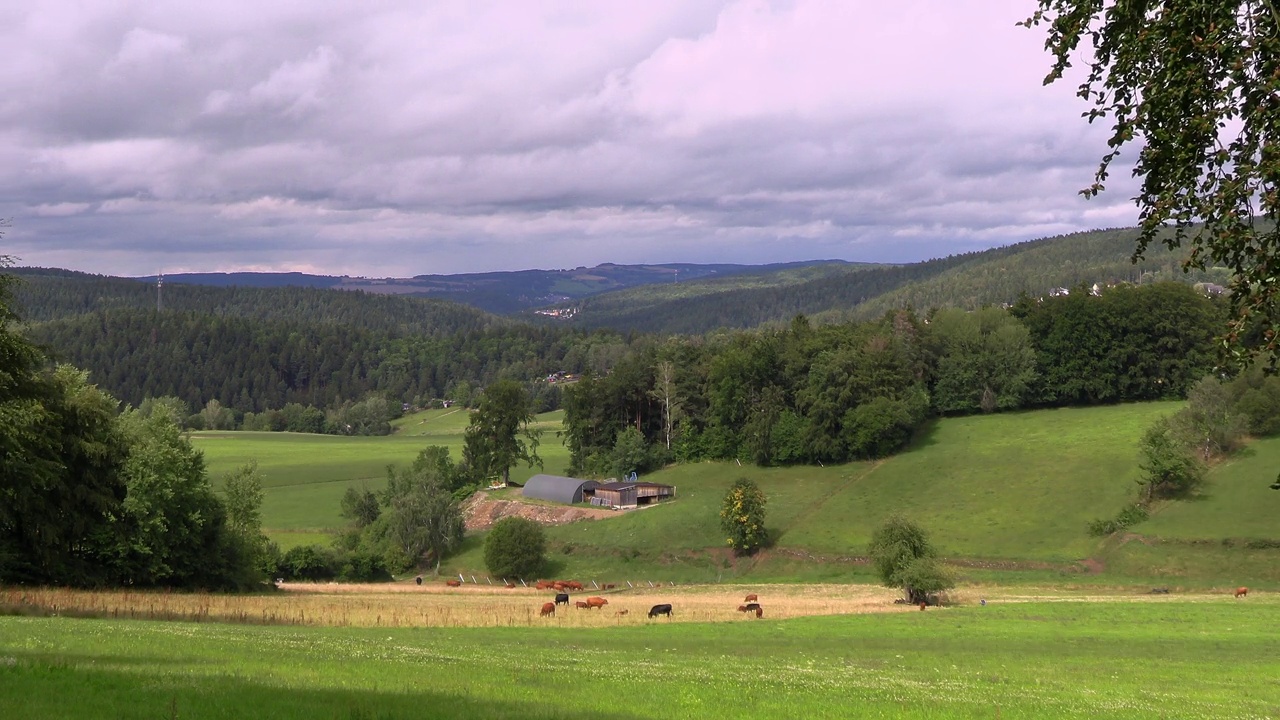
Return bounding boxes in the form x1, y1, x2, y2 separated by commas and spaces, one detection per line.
462, 494, 617, 531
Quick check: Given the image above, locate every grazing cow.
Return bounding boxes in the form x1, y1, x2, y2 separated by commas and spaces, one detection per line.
555, 593, 570, 606
737, 603, 763, 618
536, 580, 552, 590
586, 596, 608, 609
1235, 586, 1249, 598
415, 576, 422, 586
575, 601, 590, 609
540, 602, 556, 617
648, 604, 673, 618
602, 583, 616, 590
567, 581, 584, 591
616, 609, 629, 616
920, 602, 927, 611
744, 593, 758, 602
445, 579, 461, 587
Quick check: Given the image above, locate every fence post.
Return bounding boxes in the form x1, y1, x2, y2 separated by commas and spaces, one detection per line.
627, 581, 633, 588
520, 578, 527, 587
592, 580, 599, 589
470, 575, 477, 584
486, 577, 493, 585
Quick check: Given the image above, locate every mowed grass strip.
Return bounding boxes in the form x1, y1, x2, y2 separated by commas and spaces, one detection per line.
1, 598, 1276, 719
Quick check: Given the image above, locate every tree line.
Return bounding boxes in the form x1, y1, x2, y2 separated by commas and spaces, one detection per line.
561, 282, 1224, 475
1, 260, 271, 588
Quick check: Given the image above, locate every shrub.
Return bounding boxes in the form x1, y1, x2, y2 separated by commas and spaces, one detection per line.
337, 550, 392, 582
483, 517, 546, 579
719, 478, 768, 555
279, 545, 336, 581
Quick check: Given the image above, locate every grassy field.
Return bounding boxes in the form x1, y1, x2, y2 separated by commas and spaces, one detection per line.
193, 409, 570, 531
2, 594, 1277, 719
187, 400, 1280, 585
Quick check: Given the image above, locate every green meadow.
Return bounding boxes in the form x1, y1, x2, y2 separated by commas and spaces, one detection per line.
2, 600, 1277, 719
190, 401, 1280, 586
193, 409, 570, 531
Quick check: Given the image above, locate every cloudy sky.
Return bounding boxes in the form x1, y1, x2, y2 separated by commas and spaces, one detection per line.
0, 0, 1136, 277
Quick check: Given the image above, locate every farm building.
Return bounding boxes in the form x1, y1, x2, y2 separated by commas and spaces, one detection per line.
590, 482, 676, 509
522, 474, 599, 504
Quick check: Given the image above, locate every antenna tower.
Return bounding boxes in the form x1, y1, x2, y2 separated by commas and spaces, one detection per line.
156, 273, 163, 312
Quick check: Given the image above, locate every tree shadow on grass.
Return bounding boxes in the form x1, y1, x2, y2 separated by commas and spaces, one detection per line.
0, 660, 651, 720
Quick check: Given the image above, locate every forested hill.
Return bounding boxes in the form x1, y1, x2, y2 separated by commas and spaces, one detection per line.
10, 267, 506, 337
134, 260, 855, 315
822, 226, 1226, 324
539, 227, 1229, 334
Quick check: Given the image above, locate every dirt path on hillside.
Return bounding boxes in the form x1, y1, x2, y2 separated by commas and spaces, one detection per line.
461, 494, 617, 531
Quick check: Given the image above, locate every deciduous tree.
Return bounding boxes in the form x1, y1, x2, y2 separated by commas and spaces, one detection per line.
1025, 2, 1280, 362
868, 516, 954, 605
463, 380, 541, 485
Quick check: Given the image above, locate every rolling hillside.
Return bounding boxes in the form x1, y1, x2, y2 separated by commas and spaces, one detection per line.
209, 401, 1280, 586
541, 227, 1230, 334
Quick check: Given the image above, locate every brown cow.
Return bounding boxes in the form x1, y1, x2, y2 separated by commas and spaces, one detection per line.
744, 593, 758, 602
602, 583, 616, 590
539, 602, 556, 617
586, 596, 608, 609
1235, 586, 1249, 598
536, 580, 552, 590
575, 601, 590, 609
920, 602, 927, 611
567, 581, 584, 591
737, 603, 763, 618
505, 583, 516, 589
445, 579, 461, 587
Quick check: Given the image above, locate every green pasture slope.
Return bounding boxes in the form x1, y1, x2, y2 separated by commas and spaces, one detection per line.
451, 402, 1188, 582
192, 401, 1280, 585
192, 409, 569, 539
3, 600, 1278, 719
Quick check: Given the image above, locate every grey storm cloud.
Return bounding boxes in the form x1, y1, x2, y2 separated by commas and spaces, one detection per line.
0, 0, 1139, 276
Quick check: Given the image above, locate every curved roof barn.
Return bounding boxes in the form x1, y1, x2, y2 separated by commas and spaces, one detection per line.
522, 474, 598, 504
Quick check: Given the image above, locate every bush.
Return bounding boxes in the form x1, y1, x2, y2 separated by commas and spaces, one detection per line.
337, 549, 392, 582
1088, 503, 1150, 537
279, 544, 337, 581
483, 517, 546, 580
719, 478, 768, 555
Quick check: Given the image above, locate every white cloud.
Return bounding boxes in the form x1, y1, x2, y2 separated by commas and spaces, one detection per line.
0, 0, 1134, 277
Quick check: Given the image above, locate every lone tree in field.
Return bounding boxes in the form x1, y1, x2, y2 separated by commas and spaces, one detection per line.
463, 380, 542, 486
1137, 417, 1206, 502
1024, 2, 1280, 364
483, 516, 546, 580
868, 516, 954, 605
720, 478, 767, 556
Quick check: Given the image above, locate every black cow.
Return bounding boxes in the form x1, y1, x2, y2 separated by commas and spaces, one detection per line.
555, 593, 570, 606
648, 603, 673, 618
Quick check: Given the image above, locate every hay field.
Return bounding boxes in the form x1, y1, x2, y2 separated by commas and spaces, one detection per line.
3, 582, 1255, 631
0, 583, 918, 629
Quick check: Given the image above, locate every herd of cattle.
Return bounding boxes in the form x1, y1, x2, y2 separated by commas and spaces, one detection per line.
531, 589, 762, 620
